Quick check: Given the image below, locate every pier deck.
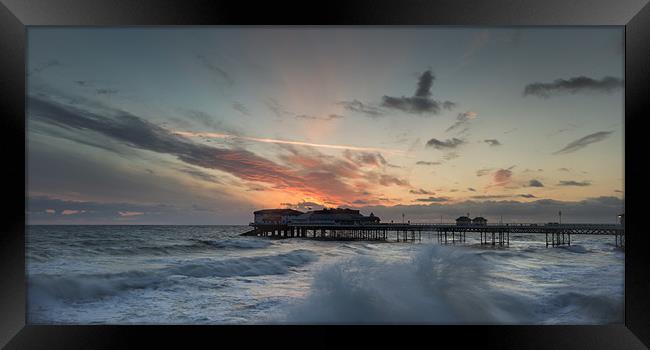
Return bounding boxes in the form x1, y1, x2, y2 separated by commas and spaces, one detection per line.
244, 223, 625, 247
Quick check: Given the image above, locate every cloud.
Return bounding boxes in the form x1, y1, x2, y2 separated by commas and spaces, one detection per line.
446, 111, 478, 133
467, 187, 476, 192
177, 167, 222, 183
425, 138, 464, 150
196, 54, 234, 86
410, 189, 435, 195
28, 94, 377, 205
476, 168, 493, 177
265, 98, 293, 119
95, 88, 118, 96
553, 131, 613, 155
281, 201, 324, 211
295, 114, 344, 121
232, 102, 251, 116
343, 150, 387, 167
492, 168, 513, 186
558, 180, 592, 187
357, 196, 623, 224
443, 101, 457, 110
337, 100, 384, 117
416, 161, 441, 166
414, 196, 449, 203
523, 76, 623, 98
527, 179, 544, 187
484, 139, 501, 146
558, 167, 570, 172
518, 194, 537, 198
381, 70, 454, 115
377, 174, 410, 187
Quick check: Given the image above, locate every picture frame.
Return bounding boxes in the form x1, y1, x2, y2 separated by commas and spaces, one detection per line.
1, 0, 649, 348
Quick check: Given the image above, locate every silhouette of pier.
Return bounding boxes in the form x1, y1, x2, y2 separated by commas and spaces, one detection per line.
244, 223, 625, 248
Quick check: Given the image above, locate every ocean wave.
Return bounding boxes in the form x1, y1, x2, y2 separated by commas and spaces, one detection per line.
28, 250, 318, 303
558, 245, 590, 254
279, 245, 537, 324
192, 238, 273, 250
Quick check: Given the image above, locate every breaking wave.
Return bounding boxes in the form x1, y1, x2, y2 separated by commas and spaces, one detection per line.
278, 244, 621, 324
281, 245, 536, 324
29, 249, 317, 302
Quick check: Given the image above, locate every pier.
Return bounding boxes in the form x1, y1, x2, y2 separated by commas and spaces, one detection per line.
244, 223, 625, 248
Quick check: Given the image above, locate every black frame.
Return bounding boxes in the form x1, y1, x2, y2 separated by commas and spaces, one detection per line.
2, 0, 649, 348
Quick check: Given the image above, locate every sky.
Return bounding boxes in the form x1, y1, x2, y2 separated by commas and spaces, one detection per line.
26, 27, 624, 224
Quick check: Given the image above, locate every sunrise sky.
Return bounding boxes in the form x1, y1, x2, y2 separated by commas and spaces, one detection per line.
26, 27, 624, 224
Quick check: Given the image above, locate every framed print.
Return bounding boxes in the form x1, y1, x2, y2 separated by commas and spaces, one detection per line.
1, 0, 649, 348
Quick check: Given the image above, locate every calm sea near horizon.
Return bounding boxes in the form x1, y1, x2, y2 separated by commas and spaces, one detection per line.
26, 225, 624, 324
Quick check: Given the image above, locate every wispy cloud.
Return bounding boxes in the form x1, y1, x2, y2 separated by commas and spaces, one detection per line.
414, 196, 449, 203
416, 161, 442, 166
295, 114, 344, 121
446, 111, 478, 134
524, 76, 623, 98
337, 100, 384, 117
554, 131, 613, 155
410, 189, 435, 195
196, 54, 234, 86
175, 131, 403, 154
558, 180, 592, 187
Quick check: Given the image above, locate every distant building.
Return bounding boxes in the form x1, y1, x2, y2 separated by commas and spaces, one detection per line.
472, 217, 488, 226
253, 209, 303, 224
456, 216, 472, 226
289, 208, 380, 225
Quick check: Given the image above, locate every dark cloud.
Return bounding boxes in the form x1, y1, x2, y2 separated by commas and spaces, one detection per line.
519, 194, 537, 198
337, 99, 383, 117
523, 76, 623, 98
467, 187, 476, 192
381, 70, 453, 115
295, 114, 344, 121
446, 111, 478, 133
28, 95, 366, 203
554, 131, 613, 155
442, 101, 457, 110
484, 139, 501, 146
476, 168, 492, 177
416, 161, 441, 166
425, 138, 464, 150
414, 196, 449, 203
196, 54, 234, 86
558, 167, 570, 172
410, 189, 435, 195
558, 180, 592, 187
527, 179, 544, 187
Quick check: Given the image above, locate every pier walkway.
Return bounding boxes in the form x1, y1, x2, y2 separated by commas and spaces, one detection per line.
244, 223, 625, 248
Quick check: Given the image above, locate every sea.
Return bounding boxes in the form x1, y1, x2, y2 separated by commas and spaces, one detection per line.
26, 225, 624, 324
